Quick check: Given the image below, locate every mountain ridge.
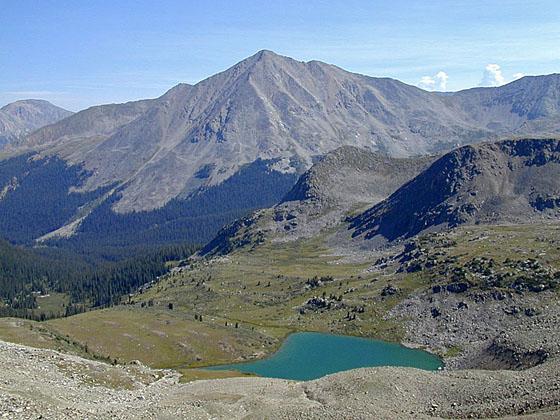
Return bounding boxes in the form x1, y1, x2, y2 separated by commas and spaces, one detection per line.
9, 50, 560, 214
350, 137, 560, 244
2, 51, 560, 248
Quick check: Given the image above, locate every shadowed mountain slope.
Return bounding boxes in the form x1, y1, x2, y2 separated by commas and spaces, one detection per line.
350, 138, 560, 243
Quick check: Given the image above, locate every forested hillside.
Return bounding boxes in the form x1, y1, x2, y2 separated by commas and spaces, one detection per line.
0, 154, 298, 251
55, 158, 300, 250
0, 239, 197, 319
0, 154, 112, 244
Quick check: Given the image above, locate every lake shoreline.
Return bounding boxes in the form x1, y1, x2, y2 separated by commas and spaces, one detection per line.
202, 331, 443, 381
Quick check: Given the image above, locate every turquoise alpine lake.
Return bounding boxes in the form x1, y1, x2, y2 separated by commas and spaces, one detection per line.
205, 332, 443, 380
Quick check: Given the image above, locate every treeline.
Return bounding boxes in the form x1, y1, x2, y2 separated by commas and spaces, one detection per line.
64, 244, 196, 307
0, 238, 197, 319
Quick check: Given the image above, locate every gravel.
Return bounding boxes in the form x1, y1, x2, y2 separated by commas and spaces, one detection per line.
1, 336, 560, 419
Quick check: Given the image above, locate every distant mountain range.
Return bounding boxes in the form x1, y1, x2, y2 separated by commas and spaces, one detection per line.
1, 50, 560, 250
0, 100, 72, 149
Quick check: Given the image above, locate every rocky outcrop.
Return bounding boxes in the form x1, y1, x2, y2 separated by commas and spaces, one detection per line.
199, 212, 265, 256
480, 338, 549, 370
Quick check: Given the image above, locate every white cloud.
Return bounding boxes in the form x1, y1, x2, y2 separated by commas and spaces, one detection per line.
480, 64, 506, 87
418, 76, 436, 90
418, 71, 448, 91
512, 72, 525, 80
435, 71, 449, 91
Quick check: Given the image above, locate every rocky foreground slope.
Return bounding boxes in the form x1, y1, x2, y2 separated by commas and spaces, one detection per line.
1, 336, 559, 419
4, 223, 554, 419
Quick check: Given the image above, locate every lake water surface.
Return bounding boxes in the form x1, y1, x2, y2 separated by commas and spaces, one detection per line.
206, 332, 443, 380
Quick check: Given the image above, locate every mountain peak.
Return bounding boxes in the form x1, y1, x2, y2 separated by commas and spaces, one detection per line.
282, 146, 435, 205
1, 99, 69, 113
251, 49, 283, 60
254, 49, 278, 57
0, 99, 72, 149
10, 51, 560, 216
241, 49, 296, 68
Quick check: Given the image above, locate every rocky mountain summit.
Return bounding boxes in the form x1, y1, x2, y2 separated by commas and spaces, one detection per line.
5, 52, 560, 214
351, 138, 560, 243
5, 50, 463, 213
0, 100, 72, 148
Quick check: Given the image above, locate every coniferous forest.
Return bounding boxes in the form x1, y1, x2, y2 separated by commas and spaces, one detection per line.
0, 155, 297, 320
0, 238, 197, 320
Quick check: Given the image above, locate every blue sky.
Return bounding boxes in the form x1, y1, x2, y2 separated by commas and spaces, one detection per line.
1, 0, 559, 111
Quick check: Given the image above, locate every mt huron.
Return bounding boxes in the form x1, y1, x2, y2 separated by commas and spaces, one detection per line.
2, 50, 560, 247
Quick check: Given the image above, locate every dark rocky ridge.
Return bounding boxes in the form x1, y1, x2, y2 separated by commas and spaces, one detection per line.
350, 138, 560, 243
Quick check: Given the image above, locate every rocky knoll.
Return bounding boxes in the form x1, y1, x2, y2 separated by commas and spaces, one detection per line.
281, 145, 435, 206
200, 147, 433, 255
350, 138, 560, 243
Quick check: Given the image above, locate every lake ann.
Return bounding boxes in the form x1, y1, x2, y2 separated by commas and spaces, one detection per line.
206, 332, 443, 380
